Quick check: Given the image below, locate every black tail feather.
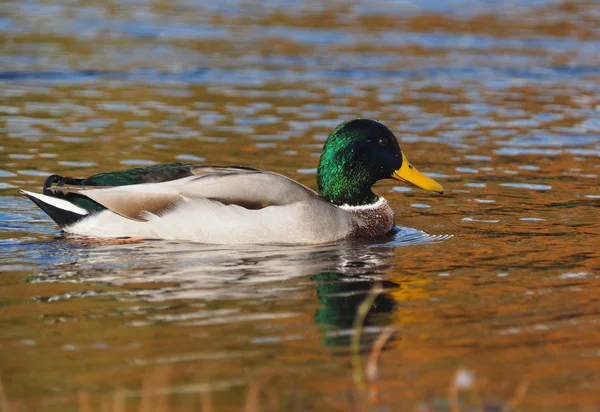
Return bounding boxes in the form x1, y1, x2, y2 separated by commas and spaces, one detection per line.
22, 174, 89, 228
23, 191, 87, 228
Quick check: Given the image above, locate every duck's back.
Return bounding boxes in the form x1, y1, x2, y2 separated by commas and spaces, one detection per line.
23, 164, 357, 244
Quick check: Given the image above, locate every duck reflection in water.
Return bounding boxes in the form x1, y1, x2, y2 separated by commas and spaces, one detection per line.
309, 244, 398, 348
312, 271, 398, 348
32, 235, 431, 349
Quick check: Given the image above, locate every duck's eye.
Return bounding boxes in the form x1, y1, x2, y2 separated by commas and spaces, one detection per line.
377, 138, 388, 147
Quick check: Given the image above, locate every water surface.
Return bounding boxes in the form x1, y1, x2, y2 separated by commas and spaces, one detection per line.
1, 0, 600, 410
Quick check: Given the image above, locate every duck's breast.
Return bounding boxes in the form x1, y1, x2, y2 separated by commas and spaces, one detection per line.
340, 197, 396, 238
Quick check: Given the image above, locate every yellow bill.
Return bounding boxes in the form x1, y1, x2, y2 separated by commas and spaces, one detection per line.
392, 153, 444, 194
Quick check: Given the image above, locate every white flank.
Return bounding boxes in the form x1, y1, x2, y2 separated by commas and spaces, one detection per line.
339, 196, 385, 211
66, 198, 352, 244
20, 190, 88, 215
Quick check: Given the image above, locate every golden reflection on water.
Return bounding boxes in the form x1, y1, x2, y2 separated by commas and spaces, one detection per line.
1, 0, 600, 410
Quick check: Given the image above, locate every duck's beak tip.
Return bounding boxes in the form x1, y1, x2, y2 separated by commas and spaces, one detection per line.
392, 155, 445, 194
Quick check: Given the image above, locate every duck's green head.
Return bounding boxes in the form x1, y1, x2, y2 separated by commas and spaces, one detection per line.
317, 119, 443, 206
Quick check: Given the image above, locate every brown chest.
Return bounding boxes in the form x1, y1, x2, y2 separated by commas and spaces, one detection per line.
342, 199, 396, 238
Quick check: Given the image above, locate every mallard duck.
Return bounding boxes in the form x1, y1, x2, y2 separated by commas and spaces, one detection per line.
21, 119, 443, 244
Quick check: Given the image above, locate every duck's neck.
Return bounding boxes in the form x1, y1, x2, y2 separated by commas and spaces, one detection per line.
317, 172, 378, 206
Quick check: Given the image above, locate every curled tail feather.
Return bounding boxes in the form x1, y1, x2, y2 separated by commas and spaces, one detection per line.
43, 174, 84, 196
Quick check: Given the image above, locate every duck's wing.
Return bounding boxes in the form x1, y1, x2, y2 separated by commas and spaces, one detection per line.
55, 167, 322, 221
